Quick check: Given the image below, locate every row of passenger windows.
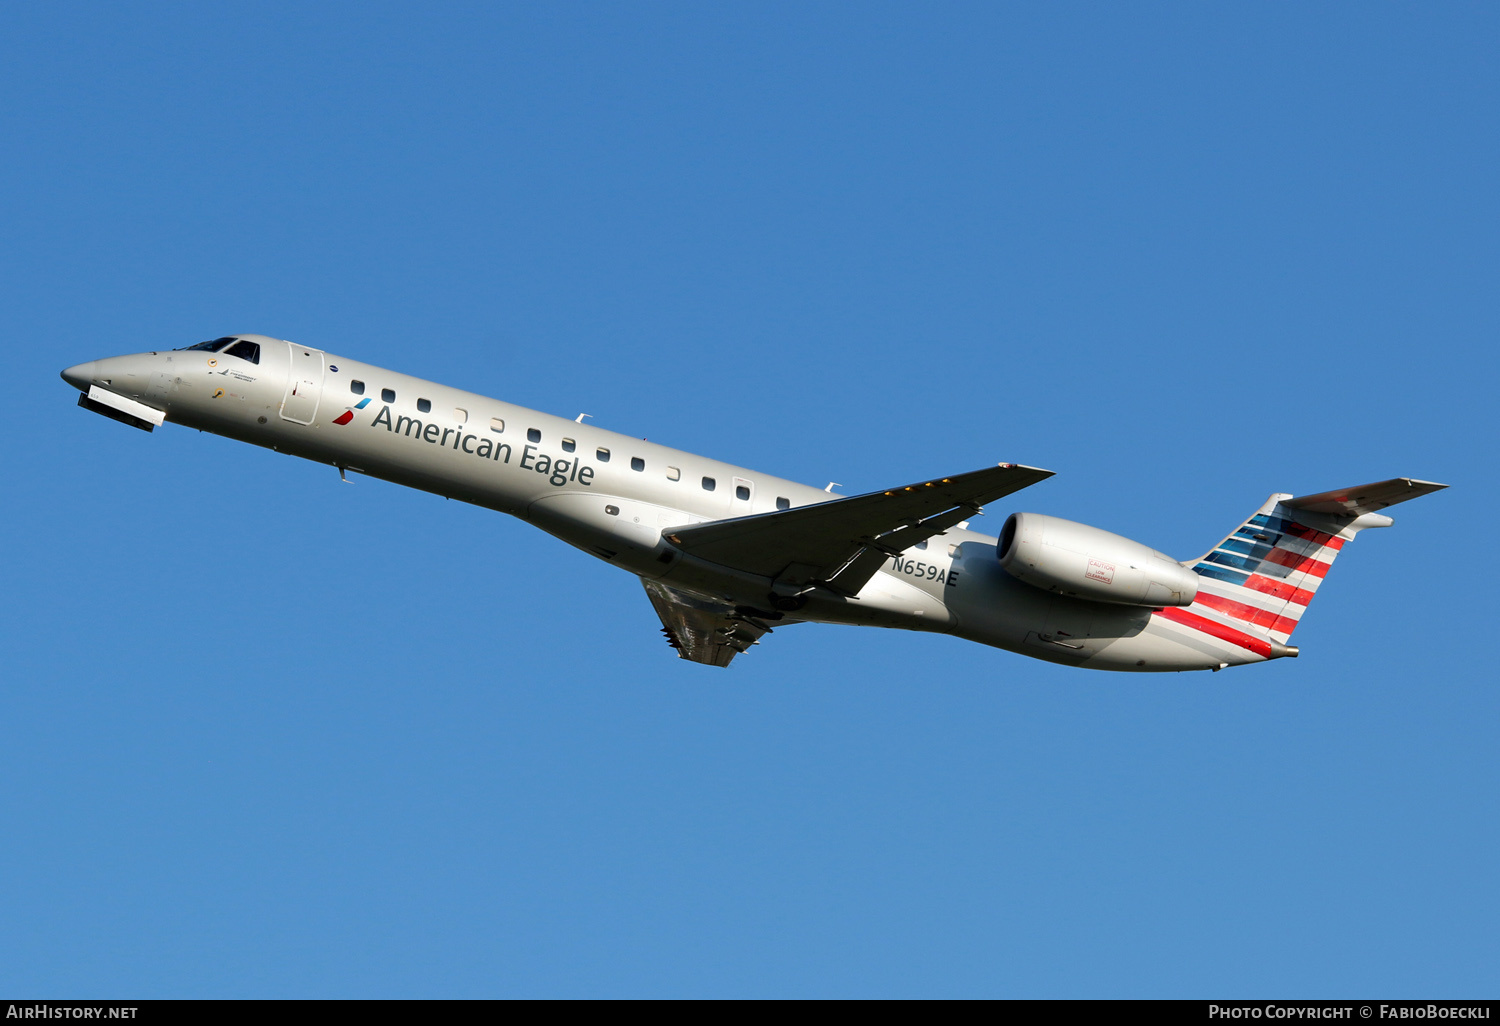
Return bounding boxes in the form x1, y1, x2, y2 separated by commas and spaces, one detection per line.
346, 378, 790, 506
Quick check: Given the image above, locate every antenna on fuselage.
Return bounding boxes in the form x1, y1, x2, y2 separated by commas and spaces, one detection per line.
575, 413, 591, 423
825, 482, 840, 493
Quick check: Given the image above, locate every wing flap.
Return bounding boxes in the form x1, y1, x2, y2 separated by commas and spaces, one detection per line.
642, 580, 775, 668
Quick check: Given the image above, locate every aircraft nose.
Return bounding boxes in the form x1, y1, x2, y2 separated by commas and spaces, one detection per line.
61, 361, 98, 391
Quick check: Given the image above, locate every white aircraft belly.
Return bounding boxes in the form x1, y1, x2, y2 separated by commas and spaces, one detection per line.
849, 573, 954, 627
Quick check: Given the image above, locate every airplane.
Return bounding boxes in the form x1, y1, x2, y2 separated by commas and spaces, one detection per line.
60, 334, 1445, 672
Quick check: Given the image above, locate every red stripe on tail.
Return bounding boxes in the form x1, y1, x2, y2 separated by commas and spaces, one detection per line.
1242, 574, 1317, 607
1154, 607, 1274, 658
1264, 547, 1332, 578
1192, 592, 1301, 636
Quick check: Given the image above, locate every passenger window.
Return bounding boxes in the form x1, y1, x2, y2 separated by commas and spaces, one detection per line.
736, 485, 750, 501
527, 428, 541, 443
605, 505, 619, 516
454, 408, 468, 424
351, 380, 365, 395
224, 340, 260, 364
666, 467, 680, 481
381, 388, 395, 403
702, 477, 716, 491
490, 417, 504, 433
776, 497, 790, 510
597, 447, 610, 462
631, 457, 645, 472
562, 438, 576, 453
417, 398, 432, 413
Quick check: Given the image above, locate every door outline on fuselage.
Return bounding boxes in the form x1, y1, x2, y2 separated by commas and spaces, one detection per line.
280, 343, 325, 425
731, 476, 754, 515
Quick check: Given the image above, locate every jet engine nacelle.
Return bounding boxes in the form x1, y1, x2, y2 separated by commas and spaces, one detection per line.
998, 512, 1199, 608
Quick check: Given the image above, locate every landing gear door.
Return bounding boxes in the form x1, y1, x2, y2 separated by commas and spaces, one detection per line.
281, 343, 325, 425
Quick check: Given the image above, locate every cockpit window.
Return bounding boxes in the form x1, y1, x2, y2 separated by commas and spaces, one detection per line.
223, 340, 260, 364
182, 337, 236, 352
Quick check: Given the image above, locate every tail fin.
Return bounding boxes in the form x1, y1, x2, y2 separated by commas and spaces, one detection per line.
1188, 478, 1447, 643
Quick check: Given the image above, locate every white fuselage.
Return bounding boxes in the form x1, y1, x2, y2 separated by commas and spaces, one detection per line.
63, 335, 1273, 673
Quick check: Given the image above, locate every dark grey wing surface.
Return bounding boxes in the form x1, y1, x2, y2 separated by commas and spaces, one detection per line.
1283, 478, 1448, 517
662, 463, 1053, 597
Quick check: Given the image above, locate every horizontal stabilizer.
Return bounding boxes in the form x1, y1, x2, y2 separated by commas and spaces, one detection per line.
665, 463, 1053, 596
1283, 478, 1448, 517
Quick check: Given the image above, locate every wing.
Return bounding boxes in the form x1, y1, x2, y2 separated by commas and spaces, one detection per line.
642, 580, 779, 668
663, 463, 1053, 598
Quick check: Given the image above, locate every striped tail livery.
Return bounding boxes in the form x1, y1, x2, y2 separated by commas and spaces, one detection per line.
1163, 478, 1447, 659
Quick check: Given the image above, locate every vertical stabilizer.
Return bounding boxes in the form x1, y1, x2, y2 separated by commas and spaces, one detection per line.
1186, 478, 1446, 644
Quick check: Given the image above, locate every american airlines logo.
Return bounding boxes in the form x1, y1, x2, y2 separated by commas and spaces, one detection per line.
332, 397, 371, 424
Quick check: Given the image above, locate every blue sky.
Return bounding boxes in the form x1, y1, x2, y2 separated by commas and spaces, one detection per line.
1, 2, 1494, 997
